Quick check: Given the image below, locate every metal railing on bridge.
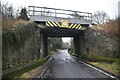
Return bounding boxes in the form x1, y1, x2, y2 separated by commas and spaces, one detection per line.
29, 6, 92, 21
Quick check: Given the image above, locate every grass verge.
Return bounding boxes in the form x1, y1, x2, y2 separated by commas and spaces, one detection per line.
2, 51, 56, 79
87, 57, 120, 76
75, 55, 120, 76
88, 61, 119, 76
88, 57, 120, 63
2, 58, 46, 78
16, 51, 56, 79
14, 66, 42, 78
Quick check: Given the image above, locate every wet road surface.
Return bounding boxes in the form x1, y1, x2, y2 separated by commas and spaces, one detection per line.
40, 50, 115, 79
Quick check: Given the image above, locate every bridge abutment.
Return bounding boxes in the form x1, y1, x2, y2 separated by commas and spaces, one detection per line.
41, 34, 48, 57
73, 31, 85, 56
74, 36, 80, 55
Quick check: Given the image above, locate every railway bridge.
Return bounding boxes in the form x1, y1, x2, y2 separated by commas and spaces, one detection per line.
28, 7, 118, 79
2, 6, 118, 79
29, 6, 92, 57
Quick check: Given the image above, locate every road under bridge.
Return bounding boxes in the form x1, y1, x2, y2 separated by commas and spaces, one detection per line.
36, 50, 116, 79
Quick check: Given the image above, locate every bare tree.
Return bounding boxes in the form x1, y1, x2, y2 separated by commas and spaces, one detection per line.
1, 2, 21, 29
1, 2, 14, 18
7, 5, 14, 18
92, 11, 110, 25
14, 8, 20, 18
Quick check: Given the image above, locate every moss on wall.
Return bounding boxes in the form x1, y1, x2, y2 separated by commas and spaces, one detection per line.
2, 22, 42, 70
2, 22, 37, 51
84, 28, 118, 58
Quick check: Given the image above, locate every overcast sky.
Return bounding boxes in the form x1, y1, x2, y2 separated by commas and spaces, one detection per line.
1, 0, 119, 42
2, 0, 119, 18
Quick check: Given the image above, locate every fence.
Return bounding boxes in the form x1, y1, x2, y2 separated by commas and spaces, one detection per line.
29, 6, 92, 21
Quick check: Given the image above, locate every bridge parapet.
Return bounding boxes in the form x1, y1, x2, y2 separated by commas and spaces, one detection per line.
29, 6, 92, 25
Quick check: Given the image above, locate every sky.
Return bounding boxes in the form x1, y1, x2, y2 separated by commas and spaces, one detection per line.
1, 0, 120, 42
1, 0, 119, 18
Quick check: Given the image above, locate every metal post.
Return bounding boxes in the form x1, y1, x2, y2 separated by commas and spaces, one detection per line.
91, 13, 92, 22
28, 6, 30, 16
41, 8, 42, 16
33, 6, 35, 16
55, 10, 56, 17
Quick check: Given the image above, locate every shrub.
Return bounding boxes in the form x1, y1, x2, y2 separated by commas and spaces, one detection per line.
79, 54, 88, 61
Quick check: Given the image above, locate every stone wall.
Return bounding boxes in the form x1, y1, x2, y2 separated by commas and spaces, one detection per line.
2, 22, 43, 70
84, 28, 118, 58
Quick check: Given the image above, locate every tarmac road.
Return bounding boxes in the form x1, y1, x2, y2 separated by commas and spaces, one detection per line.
40, 50, 116, 79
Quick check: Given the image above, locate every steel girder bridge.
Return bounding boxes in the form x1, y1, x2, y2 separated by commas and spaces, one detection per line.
29, 6, 92, 57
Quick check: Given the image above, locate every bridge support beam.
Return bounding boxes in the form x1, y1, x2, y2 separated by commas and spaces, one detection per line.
41, 34, 48, 57
74, 36, 80, 55
73, 31, 85, 56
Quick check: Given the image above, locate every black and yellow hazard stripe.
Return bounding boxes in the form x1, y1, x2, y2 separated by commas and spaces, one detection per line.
46, 21, 61, 27
69, 23, 83, 29
69, 23, 74, 28
72, 24, 77, 28
54, 22, 61, 27
46, 22, 50, 27
46, 21, 86, 30
76, 24, 80, 29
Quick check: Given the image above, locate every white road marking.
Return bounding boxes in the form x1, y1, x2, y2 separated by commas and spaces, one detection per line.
38, 67, 47, 78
